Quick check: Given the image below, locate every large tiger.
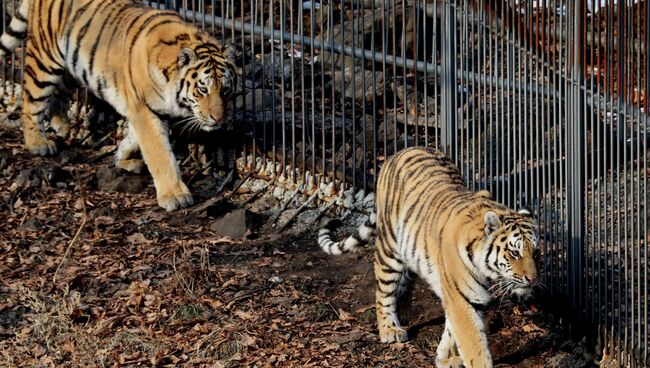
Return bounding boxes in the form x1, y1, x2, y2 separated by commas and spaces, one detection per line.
318, 147, 540, 368
0, 0, 237, 210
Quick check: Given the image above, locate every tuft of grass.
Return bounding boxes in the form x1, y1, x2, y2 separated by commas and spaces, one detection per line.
216, 337, 245, 360
170, 304, 205, 321
305, 302, 338, 322
12, 286, 102, 366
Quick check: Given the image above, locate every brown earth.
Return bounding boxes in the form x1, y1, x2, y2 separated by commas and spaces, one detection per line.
0, 122, 597, 367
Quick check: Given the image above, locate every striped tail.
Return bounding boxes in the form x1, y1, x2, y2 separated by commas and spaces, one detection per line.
318, 214, 376, 255
0, 0, 29, 58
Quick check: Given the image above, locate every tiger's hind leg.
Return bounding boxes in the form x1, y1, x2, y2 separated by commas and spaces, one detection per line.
396, 270, 415, 326
435, 319, 463, 368
374, 236, 408, 343
21, 45, 63, 155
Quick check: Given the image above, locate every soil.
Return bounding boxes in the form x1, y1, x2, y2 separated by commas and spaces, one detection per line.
0, 122, 598, 367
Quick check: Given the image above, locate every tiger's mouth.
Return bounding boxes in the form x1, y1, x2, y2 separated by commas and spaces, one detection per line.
489, 277, 534, 299
198, 114, 226, 131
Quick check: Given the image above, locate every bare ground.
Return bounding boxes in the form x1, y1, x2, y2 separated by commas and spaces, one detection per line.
0, 123, 598, 367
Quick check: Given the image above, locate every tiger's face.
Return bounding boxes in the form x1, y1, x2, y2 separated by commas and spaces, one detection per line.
174, 44, 236, 131
483, 209, 540, 297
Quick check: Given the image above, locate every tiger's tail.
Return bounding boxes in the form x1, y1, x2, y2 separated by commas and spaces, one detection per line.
0, 0, 29, 58
318, 214, 376, 255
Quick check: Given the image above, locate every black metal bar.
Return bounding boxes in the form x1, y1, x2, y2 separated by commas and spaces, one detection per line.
441, 0, 456, 158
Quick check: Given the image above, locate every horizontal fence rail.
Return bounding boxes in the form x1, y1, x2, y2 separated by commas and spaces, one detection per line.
1, 0, 648, 365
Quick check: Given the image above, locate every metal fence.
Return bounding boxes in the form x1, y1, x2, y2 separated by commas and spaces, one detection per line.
1, 0, 649, 365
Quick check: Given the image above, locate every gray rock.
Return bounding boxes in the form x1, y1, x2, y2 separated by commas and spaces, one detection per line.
96, 167, 147, 194
210, 208, 253, 239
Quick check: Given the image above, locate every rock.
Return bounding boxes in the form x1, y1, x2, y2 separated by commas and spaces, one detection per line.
210, 209, 254, 239
96, 167, 147, 194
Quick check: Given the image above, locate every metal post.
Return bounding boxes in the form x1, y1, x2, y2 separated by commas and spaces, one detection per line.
441, 0, 456, 159
568, 0, 585, 312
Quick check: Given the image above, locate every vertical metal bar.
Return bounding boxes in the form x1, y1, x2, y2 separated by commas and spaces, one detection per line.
432, 0, 439, 148
596, 0, 605, 351
644, 0, 649, 357
588, 0, 594, 328
618, 1, 634, 364
540, 0, 548, 294
401, 0, 407, 150
506, 0, 513, 207
423, 0, 429, 148
329, 0, 336, 185
381, 0, 388, 161
270, 0, 277, 177
351, 0, 357, 188
310, 0, 316, 187
641, 1, 650, 360
211, 0, 216, 36
340, 0, 346, 187
289, 0, 296, 183
497, 0, 504, 204
568, 0, 585, 314
370, 0, 377, 190
320, 0, 326, 182
485, 0, 492, 195
457, 2, 462, 170
361, 0, 368, 190
1, 1, 6, 95
413, 0, 420, 148
441, 0, 456, 159
470, 2, 477, 191
298, 0, 306, 185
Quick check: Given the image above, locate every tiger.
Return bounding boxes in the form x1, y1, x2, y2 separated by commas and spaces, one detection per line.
318, 147, 540, 368
0, 0, 237, 211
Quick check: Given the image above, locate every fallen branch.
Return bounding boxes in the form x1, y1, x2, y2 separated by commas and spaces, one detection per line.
53, 170, 87, 284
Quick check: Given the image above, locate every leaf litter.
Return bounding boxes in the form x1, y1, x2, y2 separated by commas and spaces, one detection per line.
0, 120, 599, 367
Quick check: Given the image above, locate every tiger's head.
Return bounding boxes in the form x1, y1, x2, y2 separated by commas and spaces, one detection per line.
482, 208, 540, 297
173, 42, 237, 131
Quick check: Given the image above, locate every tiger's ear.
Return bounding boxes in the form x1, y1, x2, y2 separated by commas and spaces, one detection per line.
484, 211, 501, 235
178, 48, 196, 68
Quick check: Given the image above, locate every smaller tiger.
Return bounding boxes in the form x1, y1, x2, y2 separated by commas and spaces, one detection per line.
318, 147, 540, 368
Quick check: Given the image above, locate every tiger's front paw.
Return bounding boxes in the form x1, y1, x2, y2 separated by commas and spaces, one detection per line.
157, 182, 194, 211
25, 138, 57, 156
379, 326, 408, 343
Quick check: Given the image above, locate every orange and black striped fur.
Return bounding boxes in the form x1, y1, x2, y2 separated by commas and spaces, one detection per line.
0, 0, 237, 210
319, 147, 540, 368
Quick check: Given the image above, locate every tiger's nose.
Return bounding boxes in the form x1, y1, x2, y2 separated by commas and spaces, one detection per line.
210, 115, 223, 125
525, 275, 538, 285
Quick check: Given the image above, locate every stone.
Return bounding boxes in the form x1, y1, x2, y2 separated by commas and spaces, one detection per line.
210, 209, 254, 239
96, 167, 147, 194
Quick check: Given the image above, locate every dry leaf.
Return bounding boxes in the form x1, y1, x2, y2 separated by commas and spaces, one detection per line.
127, 232, 152, 244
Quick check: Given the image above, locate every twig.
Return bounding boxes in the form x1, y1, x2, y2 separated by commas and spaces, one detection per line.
314, 199, 338, 223
276, 189, 322, 233
190, 169, 237, 214
240, 186, 266, 207
226, 171, 252, 198
267, 189, 302, 226
53, 170, 87, 284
